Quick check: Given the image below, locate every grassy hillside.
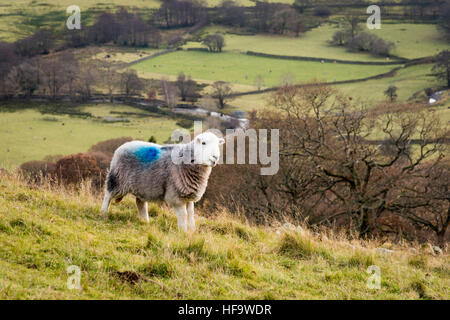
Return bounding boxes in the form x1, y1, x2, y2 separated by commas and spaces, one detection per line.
132, 51, 393, 87
0, 175, 448, 299
188, 24, 449, 61
369, 23, 450, 59
336, 63, 442, 102
196, 63, 445, 113
0, 102, 181, 169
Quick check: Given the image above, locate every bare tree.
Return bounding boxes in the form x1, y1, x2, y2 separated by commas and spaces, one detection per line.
271, 7, 302, 35
14, 30, 54, 57
268, 84, 448, 238
384, 85, 398, 102
99, 59, 119, 102
344, 13, 361, 40
217, 0, 246, 27
200, 95, 218, 112
176, 72, 197, 101
40, 55, 67, 99
331, 30, 348, 46
254, 74, 265, 91
8, 61, 40, 97
61, 52, 79, 101
202, 34, 225, 52
0, 42, 19, 97
393, 162, 449, 246
120, 69, 143, 98
212, 81, 232, 109
433, 50, 450, 88
75, 65, 96, 101
160, 76, 178, 108
437, 1, 450, 40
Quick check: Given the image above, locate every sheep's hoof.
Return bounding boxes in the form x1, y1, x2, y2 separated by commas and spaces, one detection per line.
139, 216, 150, 223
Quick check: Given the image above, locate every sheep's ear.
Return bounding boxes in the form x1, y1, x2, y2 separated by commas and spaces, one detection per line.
196, 136, 201, 144
219, 138, 225, 145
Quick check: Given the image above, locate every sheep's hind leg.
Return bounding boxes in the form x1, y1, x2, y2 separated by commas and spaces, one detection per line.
101, 190, 112, 213
136, 198, 149, 223
174, 204, 188, 232
187, 202, 196, 232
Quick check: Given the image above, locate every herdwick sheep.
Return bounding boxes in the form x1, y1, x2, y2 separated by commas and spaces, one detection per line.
101, 132, 225, 232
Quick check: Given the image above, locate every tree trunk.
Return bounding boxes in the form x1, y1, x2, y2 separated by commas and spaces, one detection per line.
358, 209, 370, 238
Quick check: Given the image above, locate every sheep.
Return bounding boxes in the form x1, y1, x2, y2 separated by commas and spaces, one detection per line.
101, 132, 224, 232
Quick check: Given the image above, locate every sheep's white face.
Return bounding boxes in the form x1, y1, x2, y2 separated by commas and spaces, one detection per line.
192, 132, 224, 167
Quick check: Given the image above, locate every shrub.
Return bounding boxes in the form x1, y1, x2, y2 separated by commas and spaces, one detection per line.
54, 153, 105, 189
370, 38, 395, 57
331, 30, 348, 46
42, 154, 64, 163
345, 32, 395, 57
19, 160, 56, 183
88, 137, 133, 157
87, 151, 112, 172
202, 34, 225, 52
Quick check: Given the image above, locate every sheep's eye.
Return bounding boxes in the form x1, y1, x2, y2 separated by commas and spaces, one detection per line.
202, 142, 206, 145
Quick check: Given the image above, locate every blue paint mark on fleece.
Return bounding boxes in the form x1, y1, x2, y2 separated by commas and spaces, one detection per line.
133, 145, 162, 165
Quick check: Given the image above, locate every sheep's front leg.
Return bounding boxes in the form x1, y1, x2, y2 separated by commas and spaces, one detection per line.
101, 190, 112, 213
136, 198, 149, 223
174, 204, 188, 232
187, 201, 196, 231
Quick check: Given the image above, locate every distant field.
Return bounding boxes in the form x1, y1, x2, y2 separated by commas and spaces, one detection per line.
132, 50, 393, 87
221, 63, 443, 113
0, 0, 161, 13
369, 24, 450, 59
0, 103, 180, 169
188, 23, 449, 61
0, 0, 160, 41
187, 24, 386, 62
336, 63, 441, 102
91, 47, 159, 64
0, 0, 294, 41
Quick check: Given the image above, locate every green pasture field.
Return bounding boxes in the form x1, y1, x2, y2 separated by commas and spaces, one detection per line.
226, 63, 442, 112
190, 23, 449, 61
0, 0, 296, 41
336, 63, 441, 102
0, 0, 160, 42
131, 50, 394, 87
0, 103, 181, 169
91, 47, 159, 64
369, 23, 450, 59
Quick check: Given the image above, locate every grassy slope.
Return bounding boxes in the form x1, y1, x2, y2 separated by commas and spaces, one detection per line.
214, 63, 444, 113
132, 51, 393, 87
0, 103, 180, 169
336, 63, 441, 102
369, 23, 450, 59
187, 24, 450, 61
0, 0, 294, 41
0, 175, 448, 299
